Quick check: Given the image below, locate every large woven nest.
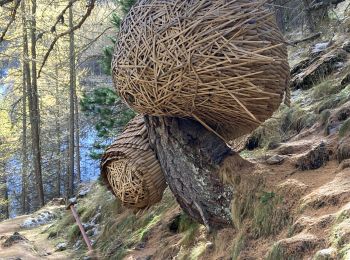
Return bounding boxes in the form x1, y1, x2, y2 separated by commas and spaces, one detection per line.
101, 115, 167, 209
112, 0, 289, 140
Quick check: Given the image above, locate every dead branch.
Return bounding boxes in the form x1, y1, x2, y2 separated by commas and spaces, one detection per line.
290, 32, 321, 45
0, 0, 21, 43
37, 0, 96, 78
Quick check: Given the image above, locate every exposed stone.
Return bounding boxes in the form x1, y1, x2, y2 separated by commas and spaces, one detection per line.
266, 155, 286, 165
314, 247, 337, 260
2, 232, 27, 247
55, 242, 67, 251
290, 49, 347, 90
341, 73, 350, 86
295, 142, 329, 171
337, 137, 350, 163
21, 210, 56, 228
78, 187, 91, 198
342, 41, 350, 53
311, 42, 332, 55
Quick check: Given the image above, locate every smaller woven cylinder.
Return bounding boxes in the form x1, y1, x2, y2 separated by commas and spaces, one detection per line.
101, 115, 167, 209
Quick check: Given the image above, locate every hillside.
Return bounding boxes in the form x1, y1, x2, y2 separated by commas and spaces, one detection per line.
1, 2, 350, 260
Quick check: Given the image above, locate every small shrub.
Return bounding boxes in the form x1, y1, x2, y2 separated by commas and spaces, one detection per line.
231, 231, 246, 260
339, 119, 350, 138
252, 192, 290, 238
67, 224, 80, 243
320, 109, 331, 126
313, 80, 344, 99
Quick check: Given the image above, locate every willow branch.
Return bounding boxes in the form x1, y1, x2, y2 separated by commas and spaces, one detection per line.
37, 0, 96, 78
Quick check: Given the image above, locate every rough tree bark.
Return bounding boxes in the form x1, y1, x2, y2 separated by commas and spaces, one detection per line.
67, 2, 76, 198
55, 64, 61, 197
29, 0, 44, 207
74, 91, 81, 184
145, 116, 250, 230
21, 0, 28, 214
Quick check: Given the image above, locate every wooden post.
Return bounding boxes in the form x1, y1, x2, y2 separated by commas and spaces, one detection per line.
66, 201, 93, 252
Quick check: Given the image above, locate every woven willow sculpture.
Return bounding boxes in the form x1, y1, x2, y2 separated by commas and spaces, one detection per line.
101, 115, 167, 209
112, 0, 289, 140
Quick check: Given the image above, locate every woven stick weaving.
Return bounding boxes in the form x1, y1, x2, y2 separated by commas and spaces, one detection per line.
112, 0, 289, 140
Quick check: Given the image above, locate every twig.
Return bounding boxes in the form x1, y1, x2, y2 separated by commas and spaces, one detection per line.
37, 0, 96, 78
50, 0, 79, 33
289, 32, 321, 45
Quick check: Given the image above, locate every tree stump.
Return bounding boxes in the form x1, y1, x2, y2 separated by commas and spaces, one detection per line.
145, 116, 251, 230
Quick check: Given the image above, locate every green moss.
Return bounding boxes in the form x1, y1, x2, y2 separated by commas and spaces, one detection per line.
339, 119, 350, 138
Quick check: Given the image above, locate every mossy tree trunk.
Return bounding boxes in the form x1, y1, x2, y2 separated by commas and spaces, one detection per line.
145, 116, 239, 230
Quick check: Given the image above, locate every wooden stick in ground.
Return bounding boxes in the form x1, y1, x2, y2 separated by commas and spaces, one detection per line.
66, 201, 93, 252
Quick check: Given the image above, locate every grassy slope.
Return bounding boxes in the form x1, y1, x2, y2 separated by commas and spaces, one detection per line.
38, 2, 350, 260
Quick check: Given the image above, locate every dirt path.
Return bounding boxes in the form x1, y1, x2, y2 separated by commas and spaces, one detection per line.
0, 214, 72, 260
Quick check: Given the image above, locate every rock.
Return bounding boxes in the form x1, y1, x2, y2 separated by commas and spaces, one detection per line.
68, 197, 77, 204
266, 155, 286, 165
78, 187, 91, 198
135, 242, 146, 250
82, 223, 94, 231
73, 240, 82, 250
55, 242, 67, 251
341, 73, 350, 86
86, 229, 94, 237
2, 232, 27, 247
290, 49, 347, 90
21, 210, 56, 228
301, 169, 350, 209
295, 142, 329, 171
342, 41, 350, 53
91, 213, 102, 224
337, 137, 350, 163
314, 247, 337, 260
311, 42, 332, 55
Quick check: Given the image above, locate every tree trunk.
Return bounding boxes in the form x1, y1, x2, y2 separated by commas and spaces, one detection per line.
145, 116, 251, 230
67, 3, 76, 198
0, 163, 9, 220
21, 0, 29, 214
29, 0, 44, 207
74, 91, 81, 184
55, 64, 61, 198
